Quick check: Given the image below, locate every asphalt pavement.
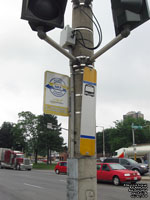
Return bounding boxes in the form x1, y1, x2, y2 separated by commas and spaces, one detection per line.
0, 169, 150, 200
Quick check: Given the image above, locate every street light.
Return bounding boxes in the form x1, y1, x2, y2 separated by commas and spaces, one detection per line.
96, 126, 105, 157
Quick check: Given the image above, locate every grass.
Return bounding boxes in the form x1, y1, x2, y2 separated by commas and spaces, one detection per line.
33, 163, 56, 170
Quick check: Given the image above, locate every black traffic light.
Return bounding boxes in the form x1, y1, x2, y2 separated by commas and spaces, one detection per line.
111, 0, 150, 35
21, 0, 68, 32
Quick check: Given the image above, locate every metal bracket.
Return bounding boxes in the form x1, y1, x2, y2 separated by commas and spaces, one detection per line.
37, 28, 94, 67
90, 28, 130, 63
37, 27, 77, 62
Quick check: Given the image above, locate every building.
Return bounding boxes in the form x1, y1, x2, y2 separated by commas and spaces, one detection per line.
123, 111, 144, 120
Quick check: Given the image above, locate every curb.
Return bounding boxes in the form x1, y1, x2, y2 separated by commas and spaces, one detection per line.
141, 176, 150, 181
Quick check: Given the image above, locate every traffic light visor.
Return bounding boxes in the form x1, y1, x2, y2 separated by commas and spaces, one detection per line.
111, 0, 150, 35
121, 0, 143, 13
21, 0, 68, 32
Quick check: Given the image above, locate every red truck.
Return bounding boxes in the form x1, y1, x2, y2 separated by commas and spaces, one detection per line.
0, 148, 32, 170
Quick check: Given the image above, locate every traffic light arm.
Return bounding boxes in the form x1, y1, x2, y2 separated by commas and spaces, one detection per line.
37, 29, 77, 62
90, 28, 130, 63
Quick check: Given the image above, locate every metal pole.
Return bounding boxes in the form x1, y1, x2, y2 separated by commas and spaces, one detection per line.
69, 58, 75, 158
102, 128, 105, 157
67, 1, 97, 200
132, 123, 136, 160
96, 126, 105, 157
132, 126, 135, 145
90, 29, 130, 63
37, 30, 77, 62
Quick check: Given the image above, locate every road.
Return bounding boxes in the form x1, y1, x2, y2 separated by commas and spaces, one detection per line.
0, 169, 149, 200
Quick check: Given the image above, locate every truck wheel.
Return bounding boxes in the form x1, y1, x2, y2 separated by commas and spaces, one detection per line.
16, 165, 21, 170
0, 163, 3, 169
113, 176, 120, 186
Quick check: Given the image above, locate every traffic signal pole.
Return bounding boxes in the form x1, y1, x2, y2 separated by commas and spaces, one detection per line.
36, 2, 130, 200
37, 1, 98, 198
67, 1, 97, 200
90, 28, 130, 62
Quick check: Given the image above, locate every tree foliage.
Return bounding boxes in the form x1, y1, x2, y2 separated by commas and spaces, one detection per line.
97, 117, 150, 155
1, 111, 150, 160
0, 122, 14, 148
0, 111, 66, 164
0, 121, 26, 151
37, 114, 64, 164
17, 111, 39, 162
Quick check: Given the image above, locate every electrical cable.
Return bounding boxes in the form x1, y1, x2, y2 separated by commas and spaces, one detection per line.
90, 8, 103, 46
75, 6, 102, 51
75, 29, 93, 47
82, 7, 102, 49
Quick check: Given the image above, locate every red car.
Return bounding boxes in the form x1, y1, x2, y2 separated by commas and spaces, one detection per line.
97, 163, 141, 186
55, 161, 67, 174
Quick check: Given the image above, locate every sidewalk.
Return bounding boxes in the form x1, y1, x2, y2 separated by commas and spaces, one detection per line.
141, 172, 150, 181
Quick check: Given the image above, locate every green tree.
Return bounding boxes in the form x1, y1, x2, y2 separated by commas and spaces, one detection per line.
0, 122, 14, 148
96, 132, 103, 154
96, 117, 150, 155
37, 114, 64, 164
113, 117, 150, 149
96, 127, 117, 156
12, 123, 27, 152
17, 111, 39, 163
0, 121, 27, 151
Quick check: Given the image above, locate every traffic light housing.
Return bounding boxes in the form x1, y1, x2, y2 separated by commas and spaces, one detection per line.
111, 0, 150, 35
21, 0, 68, 32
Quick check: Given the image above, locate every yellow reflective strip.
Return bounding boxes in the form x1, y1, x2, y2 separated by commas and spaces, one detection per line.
80, 138, 95, 156
44, 104, 69, 116
83, 67, 97, 84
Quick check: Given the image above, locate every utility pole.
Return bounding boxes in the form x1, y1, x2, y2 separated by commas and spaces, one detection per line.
67, 1, 97, 200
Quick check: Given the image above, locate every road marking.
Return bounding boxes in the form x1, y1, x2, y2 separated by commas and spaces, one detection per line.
13, 174, 30, 178
59, 180, 66, 183
24, 183, 43, 189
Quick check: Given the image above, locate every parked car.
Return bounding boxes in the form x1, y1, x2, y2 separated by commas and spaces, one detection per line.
97, 163, 141, 186
103, 158, 149, 175
55, 161, 67, 174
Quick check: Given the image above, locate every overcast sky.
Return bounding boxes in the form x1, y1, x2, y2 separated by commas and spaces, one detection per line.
0, 0, 150, 144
